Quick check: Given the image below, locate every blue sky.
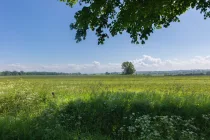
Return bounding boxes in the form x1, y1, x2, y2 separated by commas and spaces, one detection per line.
1, 0, 210, 73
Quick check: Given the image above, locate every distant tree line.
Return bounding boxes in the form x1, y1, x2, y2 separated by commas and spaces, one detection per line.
137, 70, 210, 76
164, 73, 205, 76
105, 72, 121, 75
0, 71, 82, 76
164, 71, 210, 76
1, 70, 210, 76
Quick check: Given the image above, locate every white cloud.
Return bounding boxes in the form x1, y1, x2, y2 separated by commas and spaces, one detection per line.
130, 55, 165, 70
1, 55, 210, 73
92, 61, 100, 66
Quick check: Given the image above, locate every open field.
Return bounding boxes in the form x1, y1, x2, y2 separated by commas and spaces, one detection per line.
1, 76, 210, 139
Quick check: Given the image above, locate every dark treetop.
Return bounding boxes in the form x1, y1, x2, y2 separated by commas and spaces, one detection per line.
61, 0, 210, 45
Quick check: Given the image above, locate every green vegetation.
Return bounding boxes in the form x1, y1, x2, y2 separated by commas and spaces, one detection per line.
1, 76, 210, 139
61, 0, 210, 45
0, 71, 82, 76
122, 62, 136, 75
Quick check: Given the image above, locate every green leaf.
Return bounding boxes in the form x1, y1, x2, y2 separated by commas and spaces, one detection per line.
60, 0, 210, 45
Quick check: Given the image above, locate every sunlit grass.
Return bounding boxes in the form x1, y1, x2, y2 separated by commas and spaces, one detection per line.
0, 76, 210, 139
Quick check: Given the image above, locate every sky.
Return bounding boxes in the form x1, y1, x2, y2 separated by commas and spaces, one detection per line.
1, 0, 210, 73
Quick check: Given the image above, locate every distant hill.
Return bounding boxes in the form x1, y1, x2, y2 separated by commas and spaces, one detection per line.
136, 69, 210, 76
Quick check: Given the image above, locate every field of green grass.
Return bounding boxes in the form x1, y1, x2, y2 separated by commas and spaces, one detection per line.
1, 76, 210, 140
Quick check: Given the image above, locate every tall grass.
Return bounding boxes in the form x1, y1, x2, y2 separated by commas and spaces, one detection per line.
0, 76, 210, 139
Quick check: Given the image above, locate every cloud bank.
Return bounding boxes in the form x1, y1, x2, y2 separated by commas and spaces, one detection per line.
1, 55, 210, 73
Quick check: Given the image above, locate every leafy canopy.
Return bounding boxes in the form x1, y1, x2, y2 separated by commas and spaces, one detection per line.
60, 0, 210, 45
122, 61, 136, 75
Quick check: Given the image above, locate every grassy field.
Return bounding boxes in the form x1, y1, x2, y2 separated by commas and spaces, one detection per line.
1, 76, 210, 140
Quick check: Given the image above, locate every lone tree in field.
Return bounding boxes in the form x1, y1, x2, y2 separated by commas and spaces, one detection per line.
122, 62, 136, 75
61, 0, 210, 45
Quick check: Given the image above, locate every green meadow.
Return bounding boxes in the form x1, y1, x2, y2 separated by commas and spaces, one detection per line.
0, 76, 210, 140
